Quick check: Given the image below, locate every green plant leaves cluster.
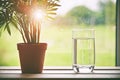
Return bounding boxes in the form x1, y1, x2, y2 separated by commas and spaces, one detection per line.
0, 0, 14, 36
0, 0, 60, 43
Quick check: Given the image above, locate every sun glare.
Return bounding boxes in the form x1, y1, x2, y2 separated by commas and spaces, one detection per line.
32, 9, 45, 21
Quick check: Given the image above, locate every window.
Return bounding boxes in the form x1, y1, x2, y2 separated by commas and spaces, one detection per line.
0, 0, 117, 66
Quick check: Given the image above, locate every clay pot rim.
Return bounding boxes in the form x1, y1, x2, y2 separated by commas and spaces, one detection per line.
17, 43, 47, 45
17, 43, 47, 50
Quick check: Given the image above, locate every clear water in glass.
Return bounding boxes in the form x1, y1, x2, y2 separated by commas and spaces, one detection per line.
72, 29, 95, 73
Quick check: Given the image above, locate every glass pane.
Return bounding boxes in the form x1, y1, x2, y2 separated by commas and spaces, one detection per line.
43, 0, 116, 66
0, 0, 116, 66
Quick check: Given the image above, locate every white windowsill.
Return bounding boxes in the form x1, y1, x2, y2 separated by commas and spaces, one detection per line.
0, 66, 120, 80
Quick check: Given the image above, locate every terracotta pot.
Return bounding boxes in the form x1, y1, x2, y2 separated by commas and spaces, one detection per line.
17, 43, 47, 73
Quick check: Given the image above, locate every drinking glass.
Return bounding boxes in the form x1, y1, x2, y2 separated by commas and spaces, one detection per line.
72, 29, 95, 73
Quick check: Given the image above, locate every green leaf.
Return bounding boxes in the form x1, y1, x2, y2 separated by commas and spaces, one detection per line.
47, 12, 56, 15
47, 8, 58, 11
6, 23, 11, 36
46, 15, 54, 20
0, 27, 3, 37
0, 12, 6, 26
49, 3, 60, 7
10, 18, 18, 30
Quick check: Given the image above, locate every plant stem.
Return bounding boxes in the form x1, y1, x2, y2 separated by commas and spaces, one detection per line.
22, 16, 31, 43
32, 20, 36, 43
30, 22, 33, 43
38, 22, 41, 43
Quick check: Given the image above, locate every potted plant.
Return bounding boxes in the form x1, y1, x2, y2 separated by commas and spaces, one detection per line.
0, 0, 60, 73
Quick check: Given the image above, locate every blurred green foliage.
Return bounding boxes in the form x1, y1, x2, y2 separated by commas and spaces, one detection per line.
54, 0, 116, 26
0, 25, 115, 66
0, 0, 116, 66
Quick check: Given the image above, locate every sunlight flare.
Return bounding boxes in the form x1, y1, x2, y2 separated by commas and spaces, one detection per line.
32, 9, 45, 21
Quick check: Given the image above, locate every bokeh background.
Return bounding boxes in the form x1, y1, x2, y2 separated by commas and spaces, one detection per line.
0, 0, 116, 66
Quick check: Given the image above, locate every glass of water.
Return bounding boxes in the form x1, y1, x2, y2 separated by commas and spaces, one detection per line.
72, 29, 95, 73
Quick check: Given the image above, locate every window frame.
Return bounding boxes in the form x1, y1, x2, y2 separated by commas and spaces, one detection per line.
0, 0, 120, 79
0, 0, 118, 67
116, 0, 120, 66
